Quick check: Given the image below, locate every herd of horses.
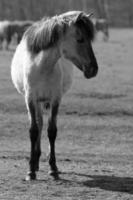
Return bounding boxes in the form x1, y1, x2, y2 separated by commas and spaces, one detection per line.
0, 20, 33, 49
0, 16, 109, 50
1, 11, 109, 181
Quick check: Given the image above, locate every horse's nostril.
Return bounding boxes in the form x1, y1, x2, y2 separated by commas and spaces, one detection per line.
94, 66, 98, 76
91, 66, 98, 77
83, 65, 98, 79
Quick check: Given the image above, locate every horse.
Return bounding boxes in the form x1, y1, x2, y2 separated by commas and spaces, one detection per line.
0, 20, 12, 49
11, 20, 33, 44
11, 11, 98, 181
93, 18, 109, 41
0, 20, 33, 50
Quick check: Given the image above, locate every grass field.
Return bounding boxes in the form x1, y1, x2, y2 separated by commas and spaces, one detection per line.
0, 29, 133, 200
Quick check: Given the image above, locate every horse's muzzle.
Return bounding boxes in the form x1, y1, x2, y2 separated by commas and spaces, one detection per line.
83, 65, 98, 79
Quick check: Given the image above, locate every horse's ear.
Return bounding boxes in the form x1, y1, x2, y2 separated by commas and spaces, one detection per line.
74, 12, 93, 23
86, 13, 93, 19
74, 12, 95, 41
73, 12, 84, 23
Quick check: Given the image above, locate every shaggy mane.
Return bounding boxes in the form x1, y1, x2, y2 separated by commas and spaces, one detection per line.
24, 11, 95, 53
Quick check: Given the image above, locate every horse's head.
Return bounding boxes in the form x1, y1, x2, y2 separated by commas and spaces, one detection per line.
60, 11, 98, 79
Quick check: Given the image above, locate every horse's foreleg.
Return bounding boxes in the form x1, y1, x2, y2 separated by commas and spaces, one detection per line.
26, 99, 43, 181
47, 101, 59, 176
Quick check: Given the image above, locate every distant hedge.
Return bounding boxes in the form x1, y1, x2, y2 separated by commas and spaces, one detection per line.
0, 0, 133, 27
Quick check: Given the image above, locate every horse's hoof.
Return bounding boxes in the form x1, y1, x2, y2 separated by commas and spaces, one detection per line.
48, 168, 61, 178
48, 170, 57, 176
25, 172, 36, 181
35, 165, 39, 172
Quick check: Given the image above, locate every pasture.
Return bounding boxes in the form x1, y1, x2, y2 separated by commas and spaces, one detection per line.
0, 28, 133, 199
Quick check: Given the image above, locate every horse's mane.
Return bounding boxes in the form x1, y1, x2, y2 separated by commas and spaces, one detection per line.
24, 11, 95, 53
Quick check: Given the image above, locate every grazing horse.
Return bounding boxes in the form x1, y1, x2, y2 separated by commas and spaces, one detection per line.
11, 11, 98, 181
0, 20, 11, 49
93, 18, 109, 41
11, 20, 33, 44
0, 20, 33, 50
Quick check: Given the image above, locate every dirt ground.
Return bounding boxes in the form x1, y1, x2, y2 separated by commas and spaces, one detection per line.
0, 29, 133, 200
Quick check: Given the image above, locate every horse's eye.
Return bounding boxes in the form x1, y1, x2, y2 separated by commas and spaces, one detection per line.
77, 38, 84, 43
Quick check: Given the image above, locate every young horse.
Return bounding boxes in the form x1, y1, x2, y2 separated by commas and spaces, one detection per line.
11, 11, 98, 181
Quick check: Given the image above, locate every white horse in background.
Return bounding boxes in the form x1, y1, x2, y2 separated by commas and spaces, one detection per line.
11, 11, 98, 181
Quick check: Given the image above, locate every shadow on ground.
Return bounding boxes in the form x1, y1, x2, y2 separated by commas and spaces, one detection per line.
58, 172, 133, 194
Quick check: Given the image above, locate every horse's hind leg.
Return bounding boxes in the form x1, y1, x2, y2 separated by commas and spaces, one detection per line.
25, 98, 43, 181
5, 35, 11, 50
103, 25, 109, 42
47, 101, 59, 177
0, 37, 3, 50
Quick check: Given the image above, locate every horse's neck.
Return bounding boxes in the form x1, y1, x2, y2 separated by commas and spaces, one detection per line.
37, 47, 60, 75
